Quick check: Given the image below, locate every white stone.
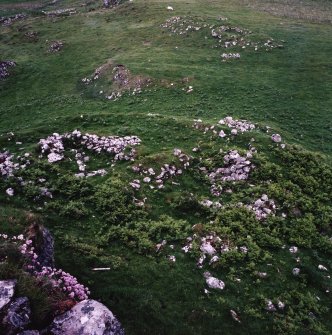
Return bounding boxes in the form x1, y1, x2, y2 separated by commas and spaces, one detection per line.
205, 274, 225, 290
200, 242, 216, 255
49, 299, 124, 335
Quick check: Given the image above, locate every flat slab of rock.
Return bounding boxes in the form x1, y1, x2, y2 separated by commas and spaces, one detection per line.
0, 280, 16, 310
49, 299, 124, 335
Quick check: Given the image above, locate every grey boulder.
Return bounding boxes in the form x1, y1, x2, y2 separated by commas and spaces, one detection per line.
49, 299, 124, 335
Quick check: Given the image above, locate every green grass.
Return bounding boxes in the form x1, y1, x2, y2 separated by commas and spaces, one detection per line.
0, 0, 332, 334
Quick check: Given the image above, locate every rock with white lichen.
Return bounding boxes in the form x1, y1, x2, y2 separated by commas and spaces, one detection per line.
48, 299, 124, 335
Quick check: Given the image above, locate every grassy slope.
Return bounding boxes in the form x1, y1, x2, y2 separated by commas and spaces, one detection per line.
0, 0, 332, 334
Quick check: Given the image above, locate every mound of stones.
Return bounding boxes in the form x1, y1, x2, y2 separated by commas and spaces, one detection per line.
48, 41, 64, 53
82, 63, 151, 100
0, 61, 16, 79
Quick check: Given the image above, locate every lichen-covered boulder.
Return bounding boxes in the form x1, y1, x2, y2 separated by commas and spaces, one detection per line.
49, 299, 124, 335
0, 280, 16, 310
2, 297, 31, 334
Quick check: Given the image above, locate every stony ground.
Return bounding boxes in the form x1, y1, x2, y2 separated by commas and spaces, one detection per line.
0, 0, 332, 334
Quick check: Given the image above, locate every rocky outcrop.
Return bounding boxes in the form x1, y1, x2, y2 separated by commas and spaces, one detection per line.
26, 222, 54, 269
2, 297, 31, 334
0, 228, 124, 334
48, 299, 124, 335
0, 280, 124, 335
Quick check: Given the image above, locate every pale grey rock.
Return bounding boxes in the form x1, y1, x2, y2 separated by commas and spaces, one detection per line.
49, 299, 124, 335
204, 272, 225, 290
0, 280, 16, 310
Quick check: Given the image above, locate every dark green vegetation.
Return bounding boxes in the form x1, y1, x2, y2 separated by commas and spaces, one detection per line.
0, 0, 332, 334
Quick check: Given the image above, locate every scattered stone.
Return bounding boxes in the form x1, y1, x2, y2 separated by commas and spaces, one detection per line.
200, 242, 216, 256
204, 272, 225, 290
48, 299, 124, 335
24, 31, 38, 42
230, 309, 241, 323
246, 194, 276, 220
271, 134, 282, 143
42, 8, 77, 16
318, 265, 328, 271
257, 272, 267, 278
161, 16, 206, 35
277, 301, 285, 309
168, 255, 176, 262
6, 187, 14, 196
221, 53, 240, 60
266, 300, 276, 312
48, 41, 64, 53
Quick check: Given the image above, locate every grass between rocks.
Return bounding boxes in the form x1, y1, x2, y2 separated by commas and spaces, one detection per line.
0, 0, 332, 334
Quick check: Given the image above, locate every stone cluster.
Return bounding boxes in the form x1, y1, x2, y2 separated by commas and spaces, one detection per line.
246, 194, 276, 220
221, 53, 241, 60
0, 61, 16, 79
130, 148, 190, 190
219, 116, 256, 133
0, 14, 26, 26
211, 25, 250, 39
207, 149, 254, 194
48, 40, 64, 53
0, 151, 19, 177
161, 16, 207, 35
39, 130, 141, 165
193, 116, 255, 138
42, 8, 76, 16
